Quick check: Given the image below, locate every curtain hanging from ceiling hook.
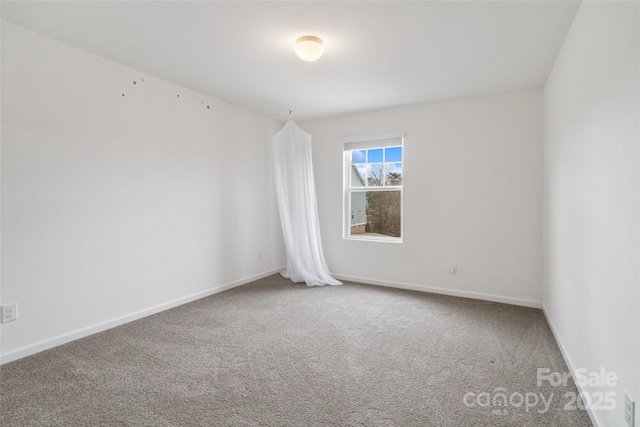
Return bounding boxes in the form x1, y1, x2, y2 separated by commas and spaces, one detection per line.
272, 120, 341, 286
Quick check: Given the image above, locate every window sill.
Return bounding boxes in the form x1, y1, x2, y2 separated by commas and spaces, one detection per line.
344, 234, 403, 244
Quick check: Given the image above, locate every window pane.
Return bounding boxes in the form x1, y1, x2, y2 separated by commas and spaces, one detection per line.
351, 150, 366, 164
345, 135, 404, 242
366, 163, 384, 186
385, 162, 402, 185
365, 190, 401, 238
367, 148, 383, 163
351, 164, 366, 187
385, 146, 402, 162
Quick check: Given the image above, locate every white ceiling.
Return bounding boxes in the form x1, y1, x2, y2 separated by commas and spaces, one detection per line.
1, 0, 581, 121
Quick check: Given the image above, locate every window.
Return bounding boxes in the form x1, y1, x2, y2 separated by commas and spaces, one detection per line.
343, 131, 404, 242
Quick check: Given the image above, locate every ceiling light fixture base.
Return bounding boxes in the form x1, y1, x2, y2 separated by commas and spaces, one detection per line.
294, 35, 324, 62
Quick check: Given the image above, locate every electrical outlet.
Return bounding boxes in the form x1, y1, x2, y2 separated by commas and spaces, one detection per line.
626, 392, 635, 427
1, 303, 18, 323
449, 262, 457, 275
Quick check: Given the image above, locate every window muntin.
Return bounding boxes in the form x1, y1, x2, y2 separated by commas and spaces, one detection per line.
343, 132, 404, 242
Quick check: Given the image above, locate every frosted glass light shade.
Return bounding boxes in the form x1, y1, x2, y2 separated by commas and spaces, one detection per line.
294, 36, 324, 62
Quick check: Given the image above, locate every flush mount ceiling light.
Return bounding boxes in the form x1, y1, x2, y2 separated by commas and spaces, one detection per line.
294, 35, 324, 62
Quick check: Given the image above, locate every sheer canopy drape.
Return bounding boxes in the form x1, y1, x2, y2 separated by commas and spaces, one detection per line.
272, 120, 341, 286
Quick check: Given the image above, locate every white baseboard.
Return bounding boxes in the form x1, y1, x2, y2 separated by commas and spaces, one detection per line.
333, 274, 542, 308
0, 268, 282, 365
541, 306, 602, 427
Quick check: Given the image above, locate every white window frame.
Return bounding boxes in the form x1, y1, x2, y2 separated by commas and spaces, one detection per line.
343, 131, 405, 243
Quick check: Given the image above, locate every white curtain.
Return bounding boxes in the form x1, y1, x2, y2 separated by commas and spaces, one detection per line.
272, 120, 341, 286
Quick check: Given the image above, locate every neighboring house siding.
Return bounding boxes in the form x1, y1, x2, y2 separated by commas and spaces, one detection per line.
350, 165, 366, 233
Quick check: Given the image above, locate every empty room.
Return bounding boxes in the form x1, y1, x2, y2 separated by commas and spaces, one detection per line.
1, 1, 638, 426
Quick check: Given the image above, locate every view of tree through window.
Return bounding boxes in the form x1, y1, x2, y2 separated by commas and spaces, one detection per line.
348, 146, 402, 239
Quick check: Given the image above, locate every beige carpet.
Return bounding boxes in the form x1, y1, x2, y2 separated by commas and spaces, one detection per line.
0, 274, 593, 426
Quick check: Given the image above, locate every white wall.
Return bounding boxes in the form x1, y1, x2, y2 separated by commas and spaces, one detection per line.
0, 22, 285, 363
299, 88, 543, 307
543, 1, 639, 426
